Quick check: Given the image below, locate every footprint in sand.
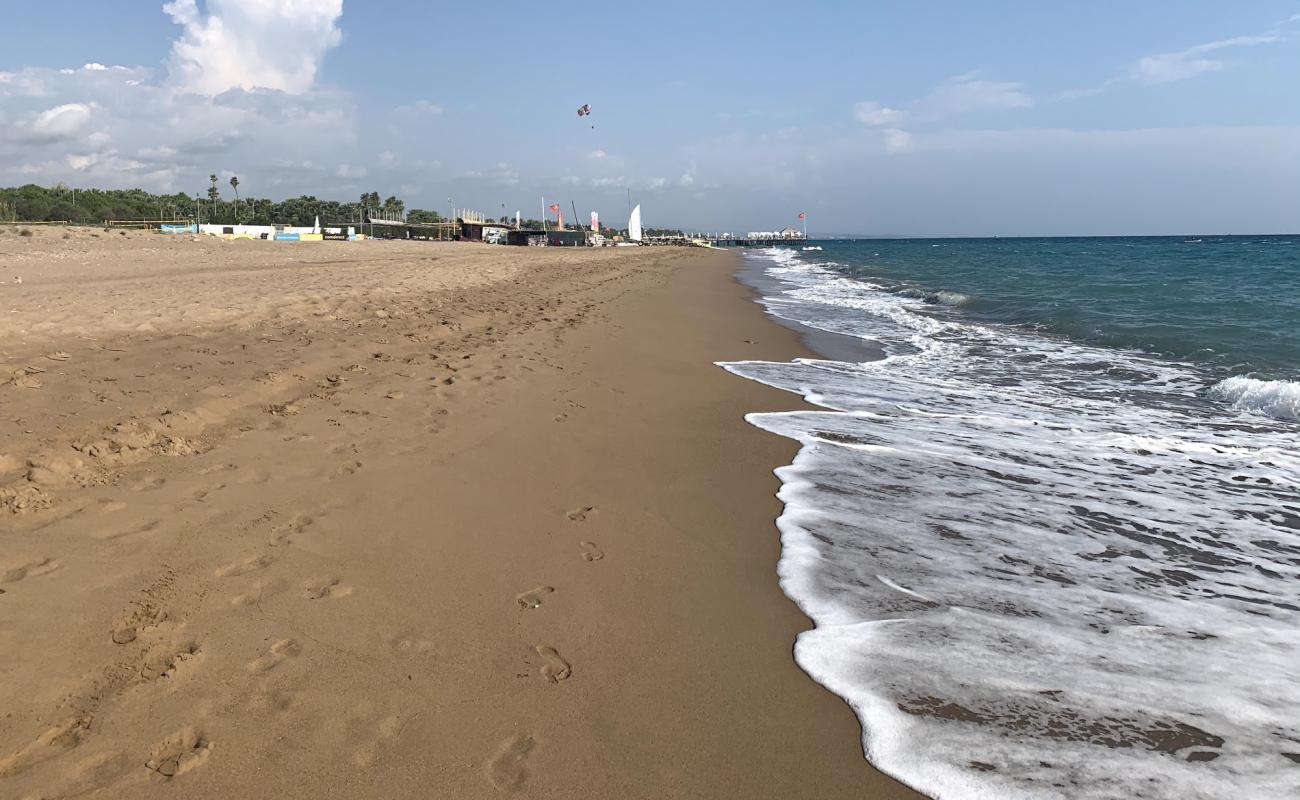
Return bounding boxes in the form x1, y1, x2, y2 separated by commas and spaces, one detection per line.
352, 714, 406, 770
1, 557, 62, 584
231, 578, 289, 608
110, 606, 169, 645
129, 474, 167, 492
303, 577, 353, 600
487, 733, 536, 790
566, 505, 595, 522
387, 631, 436, 654
247, 638, 302, 674
516, 586, 554, 610
185, 484, 224, 503
534, 646, 572, 684
94, 519, 161, 542
214, 554, 274, 578
140, 639, 203, 681
269, 514, 315, 546
145, 727, 213, 778
330, 461, 363, 479
579, 541, 604, 562
0, 716, 92, 778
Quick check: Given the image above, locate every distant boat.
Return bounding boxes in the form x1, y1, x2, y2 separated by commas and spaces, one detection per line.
628, 204, 643, 244
1183, 238, 1204, 243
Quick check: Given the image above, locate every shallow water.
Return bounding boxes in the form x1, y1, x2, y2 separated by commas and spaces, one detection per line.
721, 242, 1300, 799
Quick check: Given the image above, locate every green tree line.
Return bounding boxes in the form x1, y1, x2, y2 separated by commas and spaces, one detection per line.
0, 183, 683, 235
0, 183, 451, 228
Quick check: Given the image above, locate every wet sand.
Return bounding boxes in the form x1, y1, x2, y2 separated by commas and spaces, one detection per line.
0, 229, 923, 798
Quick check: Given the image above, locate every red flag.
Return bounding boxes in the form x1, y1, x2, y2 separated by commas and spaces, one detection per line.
798, 212, 806, 219
548, 204, 561, 212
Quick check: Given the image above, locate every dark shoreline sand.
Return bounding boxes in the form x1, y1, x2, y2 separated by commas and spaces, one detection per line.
0, 231, 923, 798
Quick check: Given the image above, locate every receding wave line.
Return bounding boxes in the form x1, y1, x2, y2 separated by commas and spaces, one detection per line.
721, 247, 1300, 800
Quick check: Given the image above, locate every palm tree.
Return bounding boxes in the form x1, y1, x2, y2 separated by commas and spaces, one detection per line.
229, 176, 240, 221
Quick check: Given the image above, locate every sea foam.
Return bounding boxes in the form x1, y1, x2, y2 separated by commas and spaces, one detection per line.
721, 249, 1300, 800
1209, 376, 1300, 422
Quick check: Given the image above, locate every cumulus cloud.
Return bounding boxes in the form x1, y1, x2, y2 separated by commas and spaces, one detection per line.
588, 149, 607, 159
163, 0, 344, 94
1133, 35, 1282, 84
0, 2, 360, 193
27, 103, 93, 140
853, 101, 905, 127
0, 64, 356, 193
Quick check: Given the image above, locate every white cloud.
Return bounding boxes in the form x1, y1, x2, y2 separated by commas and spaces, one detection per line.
140, 145, 179, 159
335, 163, 366, 179
457, 163, 519, 186
647, 177, 667, 189
588, 149, 607, 159
163, 0, 343, 94
882, 128, 915, 154
1134, 35, 1282, 84
377, 150, 396, 166
394, 100, 443, 116
916, 73, 1033, 117
853, 101, 906, 127
855, 73, 1031, 132
678, 172, 695, 187
28, 103, 92, 139
0, 64, 357, 193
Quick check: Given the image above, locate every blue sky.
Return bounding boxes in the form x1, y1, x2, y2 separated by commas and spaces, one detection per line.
1, 1, 1298, 235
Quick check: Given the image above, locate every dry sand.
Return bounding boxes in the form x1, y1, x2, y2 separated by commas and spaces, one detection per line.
0, 228, 924, 799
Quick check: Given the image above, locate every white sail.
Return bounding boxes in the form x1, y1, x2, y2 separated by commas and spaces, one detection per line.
628, 204, 643, 242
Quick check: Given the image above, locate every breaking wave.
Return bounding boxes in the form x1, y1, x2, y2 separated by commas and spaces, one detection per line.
722, 247, 1300, 800
1209, 376, 1300, 422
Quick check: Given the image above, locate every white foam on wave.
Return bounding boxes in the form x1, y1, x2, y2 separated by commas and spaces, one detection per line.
721, 249, 1300, 800
1209, 376, 1300, 421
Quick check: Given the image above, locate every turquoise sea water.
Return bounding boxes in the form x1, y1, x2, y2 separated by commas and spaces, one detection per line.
823, 235, 1299, 384
722, 239, 1299, 800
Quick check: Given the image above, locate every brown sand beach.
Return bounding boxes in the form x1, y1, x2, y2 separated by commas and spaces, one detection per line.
0, 229, 923, 799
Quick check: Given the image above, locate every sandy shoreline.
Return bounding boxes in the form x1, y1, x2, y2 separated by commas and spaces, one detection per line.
1, 230, 922, 798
